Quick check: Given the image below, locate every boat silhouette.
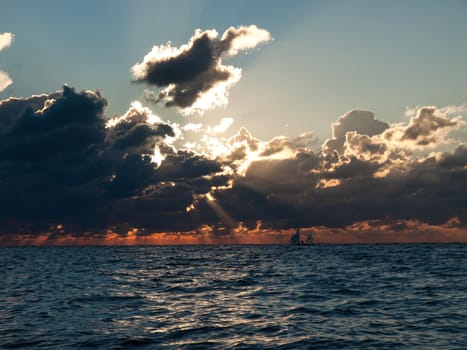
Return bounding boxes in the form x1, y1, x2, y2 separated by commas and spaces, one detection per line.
291, 228, 313, 245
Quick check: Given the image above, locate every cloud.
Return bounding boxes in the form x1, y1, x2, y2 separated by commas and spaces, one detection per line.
0, 32, 14, 52
321, 106, 465, 178
0, 85, 465, 243
0, 32, 14, 93
323, 110, 389, 154
106, 101, 177, 155
0, 87, 228, 236
1, 23, 464, 244
198, 106, 466, 232
386, 106, 463, 146
132, 25, 270, 114
0, 71, 12, 93
182, 122, 203, 132
211, 117, 233, 134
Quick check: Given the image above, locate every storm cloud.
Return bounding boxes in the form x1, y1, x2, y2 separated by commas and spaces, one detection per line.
132, 25, 270, 114
0, 84, 465, 243
0, 86, 228, 236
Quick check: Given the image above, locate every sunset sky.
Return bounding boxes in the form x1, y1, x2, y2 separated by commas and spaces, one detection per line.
0, 0, 466, 244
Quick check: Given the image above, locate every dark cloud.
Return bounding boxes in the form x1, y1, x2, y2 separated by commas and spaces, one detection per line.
438, 145, 467, 168
106, 103, 175, 155
212, 147, 466, 230
0, 87, 465, 241
155, 150, 222, 181
203, 109, 466, 231
0, 87, 227, 236
132, 25, 270, 114
0, 93, 60, 131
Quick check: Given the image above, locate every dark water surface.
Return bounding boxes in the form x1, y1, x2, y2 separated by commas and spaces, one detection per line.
1, 244, 466, 349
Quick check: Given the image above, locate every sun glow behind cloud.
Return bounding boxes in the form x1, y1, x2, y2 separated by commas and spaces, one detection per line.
0, 79, 466, 245
1, 18, 467, 245
132, 25, 270, 115
2, 218, 466, 246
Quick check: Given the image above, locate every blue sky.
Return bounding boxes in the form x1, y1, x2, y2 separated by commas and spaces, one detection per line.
1, 0, 467, 140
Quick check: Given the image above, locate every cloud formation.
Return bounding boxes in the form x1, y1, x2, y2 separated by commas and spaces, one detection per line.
132, 25, 271, 114
0, 32, 14, 93
0, 87, 210, 236
387, 106, 463, 146
0, 22, 466, 243
323, 110, 389, 154
193, 106, 466, 235
0, 84, 465, 244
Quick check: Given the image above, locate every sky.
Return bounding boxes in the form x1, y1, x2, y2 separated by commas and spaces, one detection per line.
0, 0, 466, 244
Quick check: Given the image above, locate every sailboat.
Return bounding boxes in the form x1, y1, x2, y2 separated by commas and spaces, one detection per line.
291, 228, 313, 245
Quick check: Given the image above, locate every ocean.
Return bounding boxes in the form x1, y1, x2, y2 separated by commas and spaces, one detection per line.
1, 244, 466, 349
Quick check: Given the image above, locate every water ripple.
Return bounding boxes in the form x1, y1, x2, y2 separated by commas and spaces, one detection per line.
0, 244, 466, 349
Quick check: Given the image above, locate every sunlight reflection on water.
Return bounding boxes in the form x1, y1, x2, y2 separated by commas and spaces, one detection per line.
0, 244, 466, 349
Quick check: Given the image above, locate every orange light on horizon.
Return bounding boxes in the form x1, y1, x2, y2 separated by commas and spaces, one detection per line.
0, 218, 465, 246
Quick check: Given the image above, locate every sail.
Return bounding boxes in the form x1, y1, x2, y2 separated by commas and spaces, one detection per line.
291, 228, 314, 245
290, 228, 300, 245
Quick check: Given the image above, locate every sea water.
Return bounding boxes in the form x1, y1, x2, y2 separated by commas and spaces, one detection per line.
1, 244, 466, 349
